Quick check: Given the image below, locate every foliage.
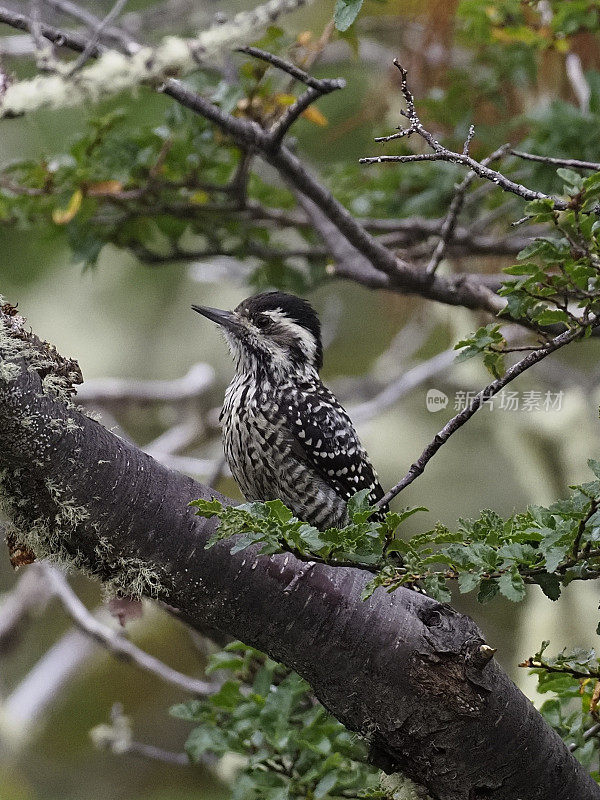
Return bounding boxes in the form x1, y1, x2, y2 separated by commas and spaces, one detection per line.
333, 0, 364, 32
454, 168, 600, 377
191, 490, 426, 569
4, 1, 600, 792
193, 463, 600, 606
171, 642, 382, 799
524, 642, 600, 775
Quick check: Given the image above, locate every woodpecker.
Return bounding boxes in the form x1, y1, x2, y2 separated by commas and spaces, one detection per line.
192, 291, 388, 530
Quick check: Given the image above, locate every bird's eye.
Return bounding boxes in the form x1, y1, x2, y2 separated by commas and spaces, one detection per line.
255, 315, 271, 331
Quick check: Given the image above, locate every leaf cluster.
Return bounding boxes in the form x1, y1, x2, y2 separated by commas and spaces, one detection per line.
500, 172, 600, 324
525, 642, 600, 775
455, 169, 600, 375
171, 642, 380, 800
192, 490, 425, 569
193, 464, 600, 605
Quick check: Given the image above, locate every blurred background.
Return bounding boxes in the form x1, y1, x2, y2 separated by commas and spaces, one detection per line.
1, 0, 600, 797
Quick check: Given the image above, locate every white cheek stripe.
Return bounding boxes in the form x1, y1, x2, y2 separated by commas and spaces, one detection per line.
262, 310, 317, 363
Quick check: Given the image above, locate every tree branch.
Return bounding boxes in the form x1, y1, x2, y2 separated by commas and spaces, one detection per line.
377, 319, 600, 508
41, 564, 216, 696
0, 304, 598, 800
361, 61, 569, 210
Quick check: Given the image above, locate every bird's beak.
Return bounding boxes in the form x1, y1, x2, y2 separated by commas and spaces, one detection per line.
192, 304, 243, 333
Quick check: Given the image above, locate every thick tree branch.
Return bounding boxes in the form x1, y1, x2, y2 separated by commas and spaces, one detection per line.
0, 308, 598, 800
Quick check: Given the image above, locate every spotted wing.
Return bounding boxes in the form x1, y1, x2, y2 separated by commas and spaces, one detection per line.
279, 382, 387, 517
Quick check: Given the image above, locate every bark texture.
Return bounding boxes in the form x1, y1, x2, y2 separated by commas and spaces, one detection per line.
0, 307, 598, 800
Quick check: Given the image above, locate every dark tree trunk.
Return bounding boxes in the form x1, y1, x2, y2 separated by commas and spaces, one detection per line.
0, 307, 597, 800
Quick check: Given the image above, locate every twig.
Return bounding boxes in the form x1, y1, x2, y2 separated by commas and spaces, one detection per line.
67, 0, 129, 73
0, 6, 102, 55
43, 0, 139, 53
29, 0, 55, 70
269, 81, 344, 149
572, 499, 599, 559
238, 46, 345, 149
425, 143, 511, 276
236, 45, 334, 90
565, 51, 591, 114
361, 61, 569, 210
75, 362, 214, 405
42, 565, 216, 696
350, 348, 456, 422
376, 317, 600, 508
90, 704, 193, 765
0, 562, 53, 650
570, 723, 600, 752
510, 151, 600, 171
122, 740, 190, 765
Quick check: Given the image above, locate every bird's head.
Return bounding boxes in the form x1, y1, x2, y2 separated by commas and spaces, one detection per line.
192, 291, 323, 377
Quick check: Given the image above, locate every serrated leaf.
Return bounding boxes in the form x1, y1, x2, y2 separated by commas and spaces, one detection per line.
498, 569, 526, 602
477, 579, 499, 604
265, 499, 294, 524
190, 497, 224, 516
458, 571, 482, 594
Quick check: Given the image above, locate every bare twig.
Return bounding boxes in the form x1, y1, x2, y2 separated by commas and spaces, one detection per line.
350, 348, 456, 422
510, 150, 600, 171
238, 46, 345, 149
90, 704, 193, 765
565, 51, 591, 114
67, 0, 129, 73
0, 563, 53, 650
236, 45, 334, 90
361, 61, 569, 210
43, 0, 139, 53
29, 0, 55, 70
269, 81, 344, 149
425, 143, 511, 275
76, 362, 214, 405
570, 723, 600, 753
0, 5, 97, 56
376, 317, 600, 507
42, 565, 216, 696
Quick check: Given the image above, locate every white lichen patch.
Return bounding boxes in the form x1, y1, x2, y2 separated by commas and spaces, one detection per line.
0, 0, 313, 119
0, 361, 21, 382
102, 557, 165, 601
380, 773, 432, 800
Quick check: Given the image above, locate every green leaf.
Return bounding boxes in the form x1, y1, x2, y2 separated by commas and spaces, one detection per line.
533, 309, 571, 326
334, 0, 364, 31
498, 569, 526, 602
185, 725, 229, 760
457, 571, 482, 594
477, 579, 499, 604
556, 167, 584, 190
190, 497, 224, 516
314, 771, 339, 798
533, 572, 562, 601
588, 459, 600, 479
264, 499, 294, 524
347, 488, 374, 522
